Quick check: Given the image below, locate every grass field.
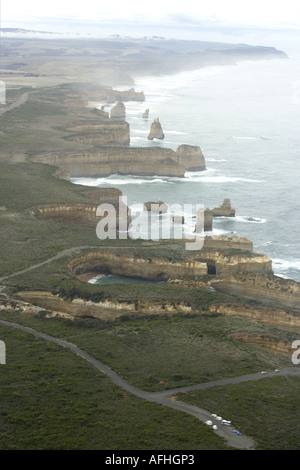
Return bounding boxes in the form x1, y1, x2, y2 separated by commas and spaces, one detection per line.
0, 321, 230, 450
0, 311, 297, 449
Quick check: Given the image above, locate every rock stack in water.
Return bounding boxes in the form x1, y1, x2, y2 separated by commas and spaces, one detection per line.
195, 208, 213, 232
144, 200, 168, 213
142, 109, 149, 119
212, 199, 236, 217
110, 101, 126, 119
148, 118, 164, 140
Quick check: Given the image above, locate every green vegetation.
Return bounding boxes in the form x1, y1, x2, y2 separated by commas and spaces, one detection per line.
0, 323, 229, 450
176, 376, 300, 450
0, 310, 293, 393
1, 81, 299, 451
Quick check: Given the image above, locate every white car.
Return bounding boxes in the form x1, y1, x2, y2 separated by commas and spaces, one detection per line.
212, 425, 218, 430
205, 420, 213, 426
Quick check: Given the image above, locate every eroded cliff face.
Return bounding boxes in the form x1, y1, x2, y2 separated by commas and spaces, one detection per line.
176, 145, 206, 171
203, 235, 253, 252
87, 87, 145, 103
82, 187, 122, 203
68, 250, 208, 281
194, 251, 272, 275
32, 147, 185, 178
212, 199, 236, 217
32, 144, 206, 178
66, 121, 130, 147
210, 273, 300, 311
14, 291, 300, 332
29, 202, 130, 227
208, 303, 300, 333
148, 119, 164, 140
110, 101, 126, 119
229, 332, 293, 356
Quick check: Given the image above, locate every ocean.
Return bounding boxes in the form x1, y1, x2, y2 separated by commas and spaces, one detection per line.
72, 47, 300, 282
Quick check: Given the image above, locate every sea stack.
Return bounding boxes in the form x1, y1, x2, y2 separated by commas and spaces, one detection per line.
212, 199, 236, 217
148, 118, 164, 140
144, 200, 168, 213
195, 208, 213, 232
110, 101, 126, 119
142, 109, 149, 119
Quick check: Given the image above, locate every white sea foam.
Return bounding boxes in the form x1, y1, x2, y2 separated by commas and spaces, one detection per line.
232, 136, 257, 140
272, 259, 300, 278
88, 274, 106, 284
206, 158, 227, 162
71, 175, 178, 186
165, 130, 188, 135
273, 258, 300, 271
184, 172, 262, 184
235, 215, 267, 224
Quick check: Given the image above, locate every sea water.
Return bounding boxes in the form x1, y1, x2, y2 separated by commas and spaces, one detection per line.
72, 50, 300, 282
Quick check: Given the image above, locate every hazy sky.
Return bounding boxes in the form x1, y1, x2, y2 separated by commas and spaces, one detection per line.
2, 0, 300, 28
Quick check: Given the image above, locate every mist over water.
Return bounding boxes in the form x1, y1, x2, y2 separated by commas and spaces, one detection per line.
72, 36, 300, 282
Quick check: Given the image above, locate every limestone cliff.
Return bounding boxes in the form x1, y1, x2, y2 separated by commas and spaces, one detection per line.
148, 119, 164, 140
29, 202, 130, 227
14, 290, 300, 331
194, 250, 272, 275
32, 144, 206, 178
144, 201, 168, 213
204, 235, 253, 252
212, 199, 236, 217
32, 148, 185, 178
110, 101, 126, 119
209, 303, 300, 333
176, 145, 206, 171
87, 87, 145, 103
229, 332, 293, 356
68, 250, 208, 281
66, 121, 130, 147
67, 237, 272, 283
15, 291, 194, 322
210, 272, 300, 310
81, 187, 122, 203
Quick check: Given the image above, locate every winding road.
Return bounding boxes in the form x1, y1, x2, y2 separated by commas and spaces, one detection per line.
1, 317, 299, 449
1, 246, 300, 449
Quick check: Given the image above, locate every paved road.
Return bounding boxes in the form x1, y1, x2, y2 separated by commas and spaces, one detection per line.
0, 246, 99, 282
1, 318, 299, 449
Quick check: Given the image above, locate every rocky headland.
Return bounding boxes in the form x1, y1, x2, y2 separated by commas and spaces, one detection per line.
32, 143, 206, 178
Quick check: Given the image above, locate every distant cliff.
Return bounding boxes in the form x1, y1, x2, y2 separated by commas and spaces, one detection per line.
32, 144, 206, 178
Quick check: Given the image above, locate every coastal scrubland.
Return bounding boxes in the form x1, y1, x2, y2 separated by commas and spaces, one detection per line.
0, 35, 298, 450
